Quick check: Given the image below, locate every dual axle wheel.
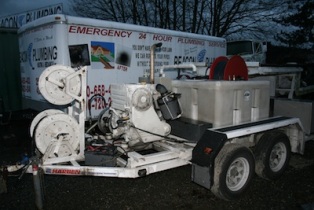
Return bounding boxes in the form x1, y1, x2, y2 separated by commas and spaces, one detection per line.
210, 131, 291, 200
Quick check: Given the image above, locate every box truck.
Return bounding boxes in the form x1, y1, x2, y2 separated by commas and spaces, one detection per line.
18, 14, 226, 118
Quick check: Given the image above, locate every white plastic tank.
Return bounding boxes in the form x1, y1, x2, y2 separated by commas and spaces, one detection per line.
171, 80, 270, 128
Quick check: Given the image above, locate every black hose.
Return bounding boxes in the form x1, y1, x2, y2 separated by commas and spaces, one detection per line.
130, 125, 188, 143
87, 94, 106, 125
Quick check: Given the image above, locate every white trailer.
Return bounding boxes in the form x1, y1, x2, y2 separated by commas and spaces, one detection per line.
9, 15, 312, 208
13, 45, 307, 210
18, 14, 226, 118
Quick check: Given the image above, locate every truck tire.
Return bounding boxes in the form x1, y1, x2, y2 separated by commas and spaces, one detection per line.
211, 144, 255, 200
255, 131, 291, 180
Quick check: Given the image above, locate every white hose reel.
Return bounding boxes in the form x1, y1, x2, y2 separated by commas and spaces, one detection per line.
31, 65, 86, 164
38, 65, 82, 105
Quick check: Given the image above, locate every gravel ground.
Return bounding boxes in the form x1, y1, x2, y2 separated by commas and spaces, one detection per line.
0, 119, 314, 210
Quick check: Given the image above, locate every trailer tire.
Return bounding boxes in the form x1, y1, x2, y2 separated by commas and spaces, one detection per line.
211, 144, 255, 200
255, 131, 291, 180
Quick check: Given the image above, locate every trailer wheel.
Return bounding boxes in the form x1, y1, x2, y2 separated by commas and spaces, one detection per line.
211, 144, 255, 200
255, 131, 291, 180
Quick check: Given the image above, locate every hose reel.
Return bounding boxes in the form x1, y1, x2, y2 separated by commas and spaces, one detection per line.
31, 65, 86, 164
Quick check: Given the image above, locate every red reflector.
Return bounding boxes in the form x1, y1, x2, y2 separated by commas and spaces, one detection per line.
204, 147, 213, 154
32, 165, 38, 171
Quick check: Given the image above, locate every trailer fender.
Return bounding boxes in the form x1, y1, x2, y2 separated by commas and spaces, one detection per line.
191, 129, 228, 189
192, 130, 228, 166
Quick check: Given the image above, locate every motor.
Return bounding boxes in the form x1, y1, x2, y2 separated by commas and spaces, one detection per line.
97, 83, 182, 148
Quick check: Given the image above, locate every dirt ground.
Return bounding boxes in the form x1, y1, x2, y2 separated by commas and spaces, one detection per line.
0, 117, 314, 210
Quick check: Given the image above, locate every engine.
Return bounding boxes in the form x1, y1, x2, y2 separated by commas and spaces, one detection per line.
97, 83, 181, 147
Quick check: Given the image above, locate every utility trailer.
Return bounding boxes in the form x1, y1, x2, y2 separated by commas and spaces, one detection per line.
10, 44, 308, 209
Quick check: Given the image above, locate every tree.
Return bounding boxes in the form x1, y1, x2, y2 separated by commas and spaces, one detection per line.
275, 0, 314, 48
70, 0, 290, 40
204, 0, 286, 38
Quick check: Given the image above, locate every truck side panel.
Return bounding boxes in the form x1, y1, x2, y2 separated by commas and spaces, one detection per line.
18, 15, 226, 118
19, 23, 68, 111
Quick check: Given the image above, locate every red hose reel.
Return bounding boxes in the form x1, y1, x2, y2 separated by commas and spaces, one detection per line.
209, 55, 248, 81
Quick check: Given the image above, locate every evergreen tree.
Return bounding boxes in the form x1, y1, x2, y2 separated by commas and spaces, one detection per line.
275, 0, 314, 48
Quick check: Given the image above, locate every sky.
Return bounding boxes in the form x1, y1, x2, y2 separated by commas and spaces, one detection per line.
0, 0, 72, 17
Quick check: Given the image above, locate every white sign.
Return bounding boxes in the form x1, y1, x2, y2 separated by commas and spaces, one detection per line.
0, 4, 63, 28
